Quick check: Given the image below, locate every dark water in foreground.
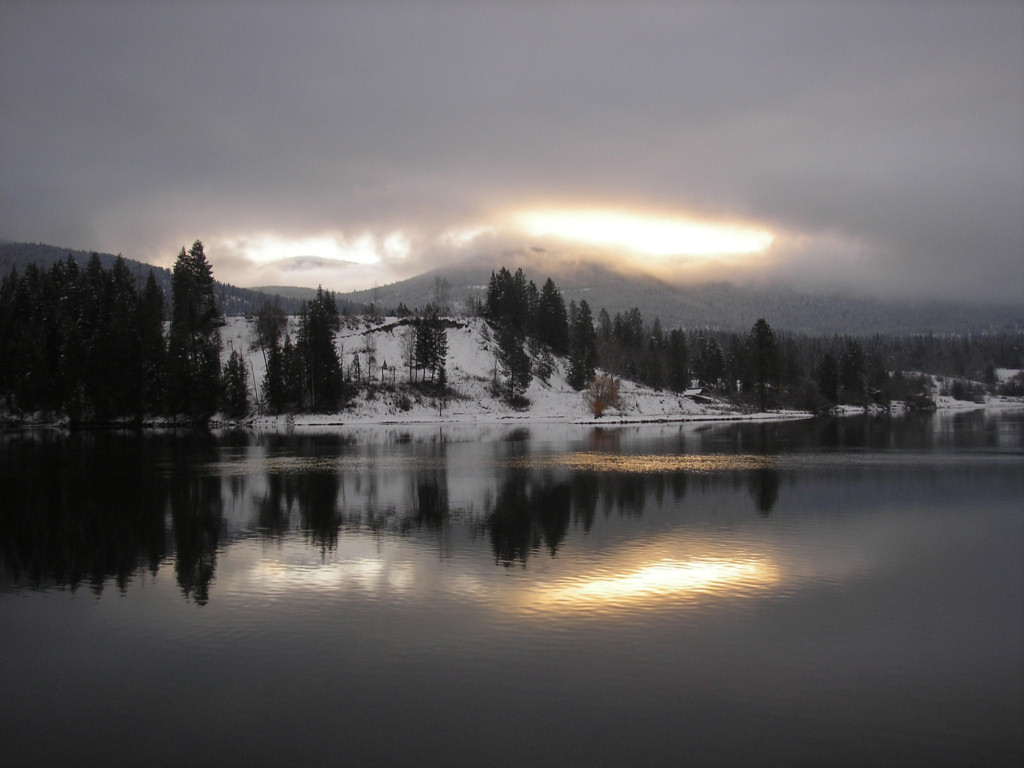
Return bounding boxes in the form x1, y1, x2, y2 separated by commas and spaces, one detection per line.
1, 412, 1022, 767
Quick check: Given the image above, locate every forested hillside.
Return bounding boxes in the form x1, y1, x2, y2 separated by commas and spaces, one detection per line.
477, 265, 1024, 414
2, 245, 1022, 426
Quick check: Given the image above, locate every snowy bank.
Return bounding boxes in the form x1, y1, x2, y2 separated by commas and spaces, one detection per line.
218, 315, 1023, 429
218, 315, 811, 428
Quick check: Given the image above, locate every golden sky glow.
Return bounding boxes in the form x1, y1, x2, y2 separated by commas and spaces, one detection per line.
515, 208, 775, 258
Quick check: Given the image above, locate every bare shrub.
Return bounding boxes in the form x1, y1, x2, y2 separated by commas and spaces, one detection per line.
584, 375, 620, 418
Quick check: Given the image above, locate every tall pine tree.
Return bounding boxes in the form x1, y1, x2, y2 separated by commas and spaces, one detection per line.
747, 318, 778, 412
167, 240, 222, 421
138, 270, 166, 413
567, 300, 597, 390
296, 286, 343, 411
536, 277, 569, 355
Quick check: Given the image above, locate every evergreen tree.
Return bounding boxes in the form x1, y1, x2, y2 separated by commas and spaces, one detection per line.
167, 240, 222, 421
817, 353, 839, 404
263, 333, 305, 413
536, 277, 569, 355
220, 349, 249, 418
78, 254, 110, 417
748, 318, 779, 412
597, 307, 613, 343
495, 322, 532, 402
262, 338, 287, 413
34, 263, 66, 411
138, 271, 166, 413
838, 339, 867, 404
725, 334, 747, 395
535, 348, 555, 384
665, 329, 689, 392
484, 266, 531, 336
96, 256, 145, 419
296, 286, 342, 410
54, 258, 88, 415
0, 269, 18, 410
692, 333, 725, 388
432, 317, 448, 387
642, 317, 665, 389
414, 305, 448, 384
567, 300, 596, 390
414, 316, 433, 382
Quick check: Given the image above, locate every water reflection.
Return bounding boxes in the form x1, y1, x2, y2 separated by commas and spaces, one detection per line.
525, 556, 780, 614
0, 432, 168, 593
2, 415, 1021, 768
511, 451, 776, 474
169, 472, 222, 604
748, 468, 781, 515
1, 413, 1021, 604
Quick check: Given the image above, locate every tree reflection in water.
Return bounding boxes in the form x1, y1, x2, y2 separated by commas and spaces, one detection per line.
748, 468, 781, 515
0, 431, 168, 594
299, 471, 342, 554
169, 471, 222, 605
410, 470, 449, 531
8, 419, 978, 599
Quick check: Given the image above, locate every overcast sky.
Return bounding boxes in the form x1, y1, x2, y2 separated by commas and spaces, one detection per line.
2, 1, 1022, 302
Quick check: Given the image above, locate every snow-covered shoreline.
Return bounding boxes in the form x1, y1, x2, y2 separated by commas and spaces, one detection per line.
219, 314, 1022, 430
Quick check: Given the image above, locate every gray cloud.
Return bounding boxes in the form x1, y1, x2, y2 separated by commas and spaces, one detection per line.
2, 1, 1021, 302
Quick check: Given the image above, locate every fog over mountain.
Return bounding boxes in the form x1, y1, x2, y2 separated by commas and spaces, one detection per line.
3, 3, 1021, 304
337, 250, 1021, 336
4, 240, 1020, 335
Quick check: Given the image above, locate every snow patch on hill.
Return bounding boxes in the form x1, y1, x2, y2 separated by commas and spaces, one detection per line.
218, 315, 781, 427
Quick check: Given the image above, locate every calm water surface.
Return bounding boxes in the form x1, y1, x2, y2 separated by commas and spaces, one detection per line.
1, 412, 1022, 767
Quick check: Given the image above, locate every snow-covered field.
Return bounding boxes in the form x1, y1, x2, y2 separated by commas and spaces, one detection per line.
218, 315, 808, 427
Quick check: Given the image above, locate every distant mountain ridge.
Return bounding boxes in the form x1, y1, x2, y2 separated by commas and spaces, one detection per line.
5, 240, 1021, 334
340, 253, 1023, 336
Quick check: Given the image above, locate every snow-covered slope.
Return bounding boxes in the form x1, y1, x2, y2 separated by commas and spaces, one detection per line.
217, 315, 759, 426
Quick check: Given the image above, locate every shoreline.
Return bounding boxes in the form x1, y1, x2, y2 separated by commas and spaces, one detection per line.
4, 395, 1021, 433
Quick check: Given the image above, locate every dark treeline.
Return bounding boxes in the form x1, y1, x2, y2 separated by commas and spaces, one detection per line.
0, 240, 458, 423
482, 265, 1024, 412
484, 266, 595, 402
0, 241, 239, 422
0, 241, 373, 423
0, 250, 168, 420
0, 241, 312, 316
3, 253, 1022, 422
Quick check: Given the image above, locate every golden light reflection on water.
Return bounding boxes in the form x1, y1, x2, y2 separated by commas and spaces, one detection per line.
212, 446, 783, 478
509, 451, 776, 474
521, 556, 780, 615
